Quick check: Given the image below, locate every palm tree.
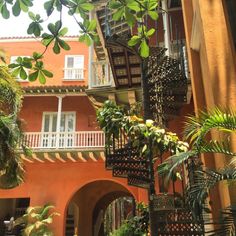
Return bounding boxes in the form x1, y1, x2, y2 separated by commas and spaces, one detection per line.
157, 108, 236, 235
159, 108, 236, 209
0, 65, 26, 188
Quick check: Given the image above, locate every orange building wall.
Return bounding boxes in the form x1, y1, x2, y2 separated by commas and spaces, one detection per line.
0, 161, 146, 236
0, 39, 89, 87
182, 0, 236, 212
20, 96, 98, 132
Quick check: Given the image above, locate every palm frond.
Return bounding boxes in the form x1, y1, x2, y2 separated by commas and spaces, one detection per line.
206, 207, 236, 236
0, 66, 23, 115
0, 114, 24, 188
201, 140, 236, 157
158, 151, 196, 178
183, 108, 236, 147
186, 165, 236, 211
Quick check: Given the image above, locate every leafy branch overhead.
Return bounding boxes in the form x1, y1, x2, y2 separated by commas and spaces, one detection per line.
1, 0, 160, 82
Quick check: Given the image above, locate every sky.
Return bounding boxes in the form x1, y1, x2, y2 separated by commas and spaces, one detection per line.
0, 1, 81, 37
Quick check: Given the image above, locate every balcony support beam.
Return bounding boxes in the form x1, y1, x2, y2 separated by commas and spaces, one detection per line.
20, 154, 34, 163
32, 153, 44, 163
100, 151, 105, 162
44, 153, 55, 163
56, 95, 65, 148
66, 152, 77, 162
55, 153, 66, 163
78, 152, 87, 162
89, 152, 97, 162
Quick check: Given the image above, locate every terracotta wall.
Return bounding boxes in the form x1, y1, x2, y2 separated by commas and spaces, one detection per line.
20, 96, 98, 132
181, 0, 236, 212
0, 161, 146, 236
0, 39, 89, 87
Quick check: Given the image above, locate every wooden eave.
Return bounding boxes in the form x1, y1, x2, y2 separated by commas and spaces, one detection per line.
23, 85, 87, 96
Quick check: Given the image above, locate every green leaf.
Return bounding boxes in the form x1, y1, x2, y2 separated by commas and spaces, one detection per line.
12, 67, 21, 77
113, 8, 124, 21
125, 7, 136, 26
146, 28, 155, 37
12, 0, 21, 16
148, 10, 158, 20
55, 20, 62, 32
140, 39, 149, 58
109, 1, 122, 9
8, 63, 19, 69
80, 3, 94, 11
84, 34, 92, 46
34, 24, 42, 37
27, 22, 35, 34
127, 2, 140, 11
19, 0, 28, 12
59, 27, 68, 36
44, 0, 54, 16
57, 39, 70, 50
87, 19, 96, 31
42, 69, 53, 78
53, 41, 60, 54
32, 52, 42, 60
128, 35, 141, 46
20, 68, 27, 80
1, 4, 10, 19
78, 34, 85, 42
42, 34, 54, 46
48, 23, 56, 34
38, 71, 46, 84
28, 71, 38, 81
28, 11, 35, 20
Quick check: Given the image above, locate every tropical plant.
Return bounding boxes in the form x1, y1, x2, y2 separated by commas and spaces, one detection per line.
0, 66, 28, 188
15, 204, 60, 236
97, 100, 189, 159
158, 108, 236, 211
110, 202, 149, 236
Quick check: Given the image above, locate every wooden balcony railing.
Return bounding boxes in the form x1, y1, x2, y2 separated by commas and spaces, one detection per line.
19, 131, 105, 149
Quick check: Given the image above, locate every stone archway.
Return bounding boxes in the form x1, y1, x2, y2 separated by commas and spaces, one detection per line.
65, 180, 135, 236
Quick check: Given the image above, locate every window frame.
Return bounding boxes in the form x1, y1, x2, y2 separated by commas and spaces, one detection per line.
63, 55, 85, 81
41, 111, 76, 133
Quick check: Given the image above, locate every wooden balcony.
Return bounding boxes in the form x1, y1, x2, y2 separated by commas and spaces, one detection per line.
20, 131, 105, 150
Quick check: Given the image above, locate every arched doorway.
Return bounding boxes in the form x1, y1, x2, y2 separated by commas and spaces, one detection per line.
65, 180, 135, 236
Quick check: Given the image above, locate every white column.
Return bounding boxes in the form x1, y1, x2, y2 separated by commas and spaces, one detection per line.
88, 10, 94, 89
162, 0, 171, 56
56, 95, 64, 148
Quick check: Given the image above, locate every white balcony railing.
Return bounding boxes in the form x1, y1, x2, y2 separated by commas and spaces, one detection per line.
91, 61, 113, 87
20, 131, 105, 149
64, 68, 84, 80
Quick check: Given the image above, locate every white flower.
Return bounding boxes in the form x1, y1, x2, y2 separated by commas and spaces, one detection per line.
146, 119, 154, 127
